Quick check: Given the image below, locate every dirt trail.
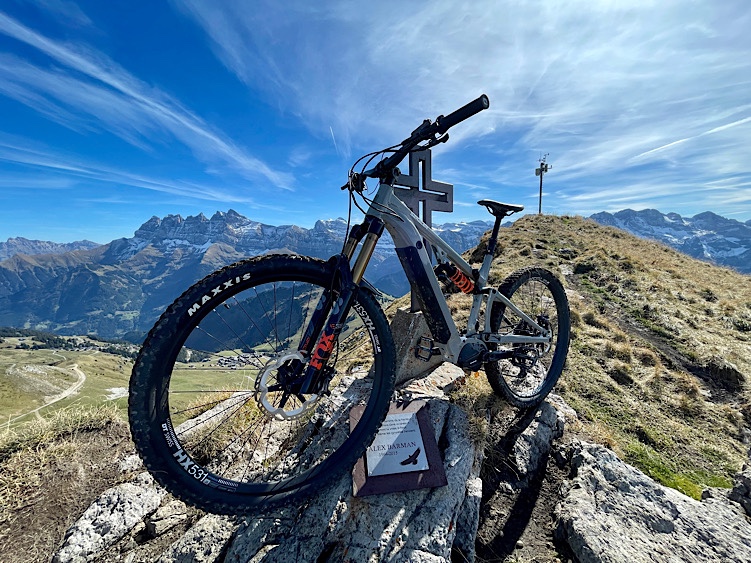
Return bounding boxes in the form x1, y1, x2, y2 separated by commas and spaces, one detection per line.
6, 363, 87, 426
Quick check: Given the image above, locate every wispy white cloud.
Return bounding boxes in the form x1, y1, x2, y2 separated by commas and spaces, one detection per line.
0, 136, 279, 207
28, 0, 92, 27
174, 0, 751, 218
0, 174, 73, 189
0, 10, 294, 190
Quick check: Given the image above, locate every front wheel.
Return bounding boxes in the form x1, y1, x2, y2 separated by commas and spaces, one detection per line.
485, 267, 570, 408
128, 254, 395, 514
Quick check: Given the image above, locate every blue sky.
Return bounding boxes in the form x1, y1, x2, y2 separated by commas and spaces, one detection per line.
0, 0, 749, 244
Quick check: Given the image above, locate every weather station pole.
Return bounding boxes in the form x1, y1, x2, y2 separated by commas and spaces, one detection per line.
535, 154, 551, 215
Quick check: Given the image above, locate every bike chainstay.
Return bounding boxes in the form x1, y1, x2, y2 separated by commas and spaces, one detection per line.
297, 254, 359, 395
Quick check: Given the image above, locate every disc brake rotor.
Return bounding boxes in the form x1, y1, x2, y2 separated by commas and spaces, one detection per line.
256, 352, 319, 421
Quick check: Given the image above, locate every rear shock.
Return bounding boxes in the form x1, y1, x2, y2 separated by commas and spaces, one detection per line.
434, 263, 475, 294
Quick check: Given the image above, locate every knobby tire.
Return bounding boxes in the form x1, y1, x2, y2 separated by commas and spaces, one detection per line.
485, 267, 570, 408
129, 255, 395, 514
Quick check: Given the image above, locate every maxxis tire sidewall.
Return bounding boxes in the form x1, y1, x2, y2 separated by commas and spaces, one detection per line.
128, 254, 395, 514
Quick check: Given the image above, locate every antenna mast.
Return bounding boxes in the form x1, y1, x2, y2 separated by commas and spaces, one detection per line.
535, 153, 551, 215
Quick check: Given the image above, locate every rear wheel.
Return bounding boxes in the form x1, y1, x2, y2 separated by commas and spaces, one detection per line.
129, 255, 395, 514
485, 267, 570, 408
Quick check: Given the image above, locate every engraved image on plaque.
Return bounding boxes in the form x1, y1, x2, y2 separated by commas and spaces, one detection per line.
366, 412, 429, 476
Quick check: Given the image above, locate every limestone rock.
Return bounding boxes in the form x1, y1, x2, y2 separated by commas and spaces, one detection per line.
453, 474, 482, 561
555, 442, 751, 563
402, 362, 466, 399
119, 454, 144, 474
146, 500, 190, 537
226, 400, 476, 562
157, 514, 236, 563
546, 393, 578, 424
729, 463, 751, 517
512, 400, 565, 479
53, 472, 166, 563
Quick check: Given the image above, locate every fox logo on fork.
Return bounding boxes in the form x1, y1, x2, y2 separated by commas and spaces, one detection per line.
310, 329, 336, 370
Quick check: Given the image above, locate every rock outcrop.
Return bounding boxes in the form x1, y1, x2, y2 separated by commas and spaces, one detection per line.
52, 363, 493, 563
730, 464, 751, 517
225, 400, 475, 563
50, 376, 751, 562
555, 441, 751, 563
53, 472, 166, 563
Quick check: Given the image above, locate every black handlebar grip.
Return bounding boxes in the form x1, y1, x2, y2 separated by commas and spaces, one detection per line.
436, 94, 489, 134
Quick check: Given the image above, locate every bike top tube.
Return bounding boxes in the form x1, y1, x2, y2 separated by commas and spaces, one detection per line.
374, 184, 473, 272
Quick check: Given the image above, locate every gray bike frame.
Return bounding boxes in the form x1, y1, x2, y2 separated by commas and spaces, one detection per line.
364, 181, 552, 364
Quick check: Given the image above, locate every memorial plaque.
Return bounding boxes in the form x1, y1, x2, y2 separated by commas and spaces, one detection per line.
366, 411, 429, 476
350, 400, 448, 497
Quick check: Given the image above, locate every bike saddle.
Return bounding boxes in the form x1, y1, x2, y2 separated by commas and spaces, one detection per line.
478, 199, 524, 218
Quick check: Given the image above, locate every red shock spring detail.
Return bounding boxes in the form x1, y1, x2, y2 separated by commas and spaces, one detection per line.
449, 268, 475, 294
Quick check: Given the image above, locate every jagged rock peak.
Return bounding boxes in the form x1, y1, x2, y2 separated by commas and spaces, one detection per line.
184, 212, 208, 223
133, 211, 255, 242
666, 212, 684, 223
313, 218, 348, 233
690, 210, 733, 228
135, 215, 164, 234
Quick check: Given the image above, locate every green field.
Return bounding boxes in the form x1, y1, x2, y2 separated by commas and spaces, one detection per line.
0, 335, 269, 432
0, 337, 133, 428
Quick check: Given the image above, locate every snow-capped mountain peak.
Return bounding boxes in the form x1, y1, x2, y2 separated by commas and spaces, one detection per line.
590, 209, 751, 274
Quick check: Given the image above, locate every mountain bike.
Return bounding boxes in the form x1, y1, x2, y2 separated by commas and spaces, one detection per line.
129, 94, 570, 515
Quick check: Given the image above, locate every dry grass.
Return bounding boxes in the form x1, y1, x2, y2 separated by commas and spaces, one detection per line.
0, 405, 125, 549
0, 404, 120, 463
449, 372, 506, 446
461, 214, 750, 499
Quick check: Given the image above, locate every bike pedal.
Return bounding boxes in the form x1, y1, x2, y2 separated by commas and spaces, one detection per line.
415, 336, 440, 362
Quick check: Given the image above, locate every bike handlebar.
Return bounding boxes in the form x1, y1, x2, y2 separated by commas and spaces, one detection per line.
363, 94, 490, 180
435, 94, 489, 134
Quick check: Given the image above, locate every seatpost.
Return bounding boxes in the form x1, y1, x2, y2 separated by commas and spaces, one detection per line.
478, 214, 504, 286
486, 215, 503, 257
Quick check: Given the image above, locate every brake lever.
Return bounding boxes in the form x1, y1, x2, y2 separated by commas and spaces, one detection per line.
403, 119, 433, 144
341, 172, 366, 193
425, 133, 449, 149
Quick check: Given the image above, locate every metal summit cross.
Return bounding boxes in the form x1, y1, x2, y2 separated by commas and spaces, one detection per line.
393, 149, 454, 312
393, 149, 453, 229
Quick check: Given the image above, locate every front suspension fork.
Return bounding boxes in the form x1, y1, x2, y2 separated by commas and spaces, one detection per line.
297, 216, 384, 394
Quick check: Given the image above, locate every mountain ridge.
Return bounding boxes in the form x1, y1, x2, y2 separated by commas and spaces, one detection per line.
0, 237, 100, 261
0, 210, 492, 340
590, 208, 751, 274
2, 206, 748, 341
